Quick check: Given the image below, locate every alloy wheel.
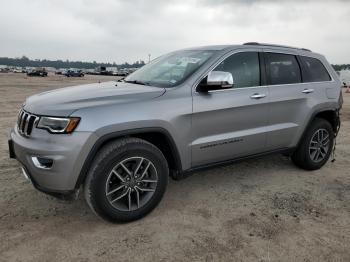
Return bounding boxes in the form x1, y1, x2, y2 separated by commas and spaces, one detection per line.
105, 157, 158, 211
309, 128, 330, 163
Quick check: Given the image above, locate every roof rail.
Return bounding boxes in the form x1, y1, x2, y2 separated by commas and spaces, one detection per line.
243, 42, 311, 52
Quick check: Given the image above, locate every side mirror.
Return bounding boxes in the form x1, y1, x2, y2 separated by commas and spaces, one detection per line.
197, 71, 234, 92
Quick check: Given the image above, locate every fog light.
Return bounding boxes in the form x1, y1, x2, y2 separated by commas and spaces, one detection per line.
31, 157, 53, 169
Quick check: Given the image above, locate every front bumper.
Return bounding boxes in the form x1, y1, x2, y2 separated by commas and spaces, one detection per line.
9, 127, 97, 198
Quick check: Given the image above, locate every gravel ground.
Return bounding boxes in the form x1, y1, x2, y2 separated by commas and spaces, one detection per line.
0, 73, 349, 262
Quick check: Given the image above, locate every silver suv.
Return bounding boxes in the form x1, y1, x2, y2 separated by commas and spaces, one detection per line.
8, 43, 342, 222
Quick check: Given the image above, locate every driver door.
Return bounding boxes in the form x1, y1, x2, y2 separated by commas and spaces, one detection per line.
191, 50, 269, 167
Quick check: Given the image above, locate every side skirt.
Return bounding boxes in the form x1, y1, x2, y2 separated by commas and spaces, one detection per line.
172, 148, 294, 180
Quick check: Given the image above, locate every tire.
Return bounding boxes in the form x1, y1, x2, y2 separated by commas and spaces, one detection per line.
84, 137, 169, 222
292, 118, 334, 170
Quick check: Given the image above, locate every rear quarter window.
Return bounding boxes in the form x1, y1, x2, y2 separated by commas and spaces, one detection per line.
300, 56, 331, 82
265, 53, 301, 85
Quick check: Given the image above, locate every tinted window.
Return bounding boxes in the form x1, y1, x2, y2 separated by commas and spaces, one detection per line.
301, 56, 331, 82
214, 52, 260, 88
265, 53, 301, 85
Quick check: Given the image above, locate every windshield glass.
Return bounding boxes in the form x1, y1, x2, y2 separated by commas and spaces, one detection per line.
124, 50, 216, 87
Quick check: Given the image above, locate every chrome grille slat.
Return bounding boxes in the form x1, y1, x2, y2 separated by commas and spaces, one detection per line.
17, 110, 24, 126
24, 114, 30, 134
17, 109, 38, 137
18, 111, 25, 133
21, 113, 28, 133
19, 112, 24, 134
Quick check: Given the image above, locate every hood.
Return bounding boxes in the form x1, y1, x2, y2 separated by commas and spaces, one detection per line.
24, 81, 165, 116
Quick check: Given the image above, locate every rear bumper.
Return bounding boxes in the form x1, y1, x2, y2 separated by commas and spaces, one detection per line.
9, 127, 97, 197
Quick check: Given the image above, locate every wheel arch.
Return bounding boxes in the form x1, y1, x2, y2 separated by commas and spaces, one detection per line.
74, 127, 182, 189
296, 108, 340, 150
312, 109, 340, 132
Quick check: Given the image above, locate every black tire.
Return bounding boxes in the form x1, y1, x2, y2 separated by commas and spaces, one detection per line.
292, 118, 334, 170
84, 137, 169, 222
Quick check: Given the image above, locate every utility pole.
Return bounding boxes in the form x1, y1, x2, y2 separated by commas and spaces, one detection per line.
148, 54, 151, 64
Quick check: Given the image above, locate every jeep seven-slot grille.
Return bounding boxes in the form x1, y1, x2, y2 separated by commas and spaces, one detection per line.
17, 110, 38, 137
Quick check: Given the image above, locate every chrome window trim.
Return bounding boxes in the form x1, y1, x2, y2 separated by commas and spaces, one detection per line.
205, 79, 336, 94
207, 85, 266, 94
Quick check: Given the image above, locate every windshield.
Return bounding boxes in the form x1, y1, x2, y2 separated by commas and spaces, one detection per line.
124, 50, 216, 87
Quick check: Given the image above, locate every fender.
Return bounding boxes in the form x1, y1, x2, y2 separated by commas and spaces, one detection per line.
74, 127, 182, 189
296, 107, 340, 149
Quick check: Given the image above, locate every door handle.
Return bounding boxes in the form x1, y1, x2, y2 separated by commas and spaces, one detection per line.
302, 88, 314, 94
250, 93, 266, 99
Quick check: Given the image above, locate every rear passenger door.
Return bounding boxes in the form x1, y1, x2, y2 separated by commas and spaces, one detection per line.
263, 51, 311, 150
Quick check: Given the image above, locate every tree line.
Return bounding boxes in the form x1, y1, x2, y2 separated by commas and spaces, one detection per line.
0, 56, 146, 69
1, 55, 349, 71
332, 64, 350, 71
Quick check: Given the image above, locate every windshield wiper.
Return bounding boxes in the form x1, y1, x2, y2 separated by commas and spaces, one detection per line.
124, 80, 150, 86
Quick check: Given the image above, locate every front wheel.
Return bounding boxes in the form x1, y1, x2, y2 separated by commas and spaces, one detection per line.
84, 138, 168, 222
292, 118, 334, 170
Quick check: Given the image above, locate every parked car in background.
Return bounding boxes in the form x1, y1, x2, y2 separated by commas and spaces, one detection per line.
55, 69, 64, 75
12, 67, 24, 73
0, 67, 10, 73
64, 70, 84, 77
9, 43, 342, 222
27, 68, 48, 77
116, 69, 129, 76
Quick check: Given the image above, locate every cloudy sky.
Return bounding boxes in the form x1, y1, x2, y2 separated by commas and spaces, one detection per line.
0, 0, 349, 64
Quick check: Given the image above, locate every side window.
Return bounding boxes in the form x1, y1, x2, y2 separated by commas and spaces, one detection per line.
265, 53, 301, 85
214, 52, 260, 88
301, 56, 331, 82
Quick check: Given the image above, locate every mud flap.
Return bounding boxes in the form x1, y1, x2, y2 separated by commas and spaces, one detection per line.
331, 110, 341, 163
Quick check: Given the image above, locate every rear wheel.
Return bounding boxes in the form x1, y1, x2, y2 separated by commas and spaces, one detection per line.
292, 118, 334, 170
84, 138, 169, 222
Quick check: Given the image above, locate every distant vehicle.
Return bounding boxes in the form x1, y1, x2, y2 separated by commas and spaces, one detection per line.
12, 67, 24, 73
23, 67, 35, 74
64, 70, 84, 77
116, 68, 133, 76
0, 68, 10, 73
100, 66, 113, 76
95, 66, 114, 76
115, 68, 139, 76
116, 70, 128, 76
27, 68, 48, 77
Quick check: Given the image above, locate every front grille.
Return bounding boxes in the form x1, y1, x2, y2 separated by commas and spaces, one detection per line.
17, 110, 38, 137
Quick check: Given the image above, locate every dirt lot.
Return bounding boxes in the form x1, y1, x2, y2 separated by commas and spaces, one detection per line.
0, 73, 349, 262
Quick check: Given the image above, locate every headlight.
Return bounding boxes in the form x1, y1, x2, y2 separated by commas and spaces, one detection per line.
37, 116, 80, 134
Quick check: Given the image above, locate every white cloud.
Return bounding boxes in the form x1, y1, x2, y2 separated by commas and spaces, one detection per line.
0, 0, 349, 63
